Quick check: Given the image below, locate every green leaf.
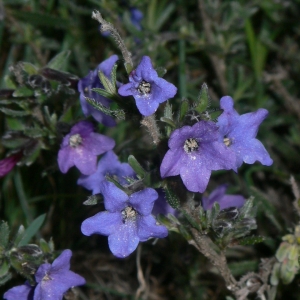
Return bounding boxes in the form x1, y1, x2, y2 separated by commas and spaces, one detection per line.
155, 3, 176, 31
39, 238, 52, 253
18, 214, 46, 247
270, 262, 280, 286
128, 155, 146, 178
194, 83, 210, 114
12, 86, 34, 97
155, 67, 167, 77
46, 50, 71, 71
13, 225, 25, 247
0, 221, 9, 249
0, 107, 31, 117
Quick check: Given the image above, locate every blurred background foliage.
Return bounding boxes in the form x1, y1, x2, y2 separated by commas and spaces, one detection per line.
0, 0, 300, 299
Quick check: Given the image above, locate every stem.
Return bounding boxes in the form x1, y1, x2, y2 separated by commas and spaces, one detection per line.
190, 228, 237, 291
92, 10, 133, 70
140, 115, 161, 145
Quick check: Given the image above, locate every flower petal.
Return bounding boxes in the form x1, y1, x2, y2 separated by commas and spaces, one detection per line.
137, 215, 168, 241
101, 181, 128, 212
129, 188, 158, 215
81, 211, 122, 236
4, 282, 34, 300
108, 221, 139, 258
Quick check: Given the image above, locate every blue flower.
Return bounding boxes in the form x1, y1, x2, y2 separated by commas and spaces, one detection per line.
78, 55, 118, 127
202, 185, 245, 210
118, 56, 177, 116
4, 250, 85, 300
77, 150, 136, 194
129, 8, 143, 31
81, 181, 168, 258
217, 96, 273, 168
160, 121, 236, 193
57, 121, 115, 175
151, 188, 177, 216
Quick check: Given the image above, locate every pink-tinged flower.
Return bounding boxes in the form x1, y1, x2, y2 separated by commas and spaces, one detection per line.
118, 56, 177, 116
81, 181, 168, 258
0, 152, 22, 178
4, 250, 85, 300
78, 55, 118, 127
217, 96, 273, 169
77, 150, 136, 194
160, 121, 236, 193
57, 121, 115, 175
202, 185, 245, 210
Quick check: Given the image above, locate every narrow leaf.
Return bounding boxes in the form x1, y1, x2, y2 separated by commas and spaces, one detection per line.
0, 107, 30, 117
128, 155, 146, 178
47, 50, 71, 71
18, 214, 46, 246
0, 221, 9, 248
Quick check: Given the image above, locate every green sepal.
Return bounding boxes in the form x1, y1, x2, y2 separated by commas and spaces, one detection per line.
98, 70, 117, 95
83, 194, 103, 206
21, 62, 38, 75
125, 62, 133, 74
85, 96, 125, 120
239, 197, 256, 219
270, 262, 280, 286
162, 183, 180, 209
39, 238, 52, 253
209, 109, 223, 121
207, 202, 220, 226
194, 83, 210, 114
276, 242, 291, 263
128, 155, 146, 179
160, 117, 176, 128
46, 50, 71, 71
105, 175, 127, 193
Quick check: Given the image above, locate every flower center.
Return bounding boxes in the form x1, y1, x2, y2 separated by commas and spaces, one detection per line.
223, 137, 232, 147
122, 206, 137, 222
137, 80, 151, 95
184, 138, 199, 153
42, 273, 52, 281
69, 134, 82, 147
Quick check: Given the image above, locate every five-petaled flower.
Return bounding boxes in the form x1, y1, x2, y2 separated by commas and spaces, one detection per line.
81, 181, 168, 258
77, 150, 136, 194
160, 121, 236, 193
78, 55, 118, 127
118, 56, 177, 116
57, 121, 115, 175
217, 96, 273, 169
202, 184, 245, 211
3, 250, 85, 300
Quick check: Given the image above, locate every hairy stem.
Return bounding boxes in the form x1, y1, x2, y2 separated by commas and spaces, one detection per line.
92, 10, 133, 69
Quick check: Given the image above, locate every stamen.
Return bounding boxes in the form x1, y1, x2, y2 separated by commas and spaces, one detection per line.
69, 134, 82, 147
184, 138, 199, 153
223, 137, 232, 147
138, 80, 151, 95
122, 206, 137, 222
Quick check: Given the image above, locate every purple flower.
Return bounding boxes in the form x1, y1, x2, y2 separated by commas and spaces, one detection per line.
160, 121, 236, 193
0, 152, 22, 178
81, 181, 168, 258
4, 250, 85, 300
118, 56, 177, 116
202, 185, 245, 210
151, 189, 177, 216
57, 121, 115, 175
4, 281, 34, 300
78, 55, 118, 127
129, 8, 143, 31
217, 96, 273, 169
77, 150, 136, 194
